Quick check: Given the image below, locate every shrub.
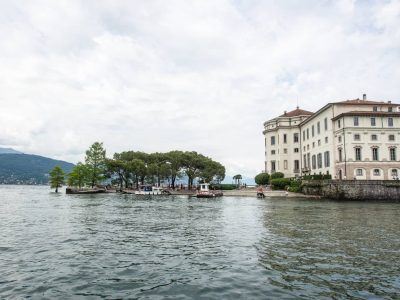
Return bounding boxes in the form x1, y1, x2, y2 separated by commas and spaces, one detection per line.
210, 184, 237, 190
255, 173, 270, 185
288, 180, 302, 193
270, 172, 284, 179
271, 178, 291, 190
303, 174, 332, 180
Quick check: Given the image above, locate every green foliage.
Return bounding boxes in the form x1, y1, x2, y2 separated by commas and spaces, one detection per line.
106, 149, 225, 189
270, 172, 284, 179
85, 142, 107, 187
67, 163, 88, 188
288, 180, 302, 193
303, 174, 332, 180
49, 166, 65, 192
255, 173, 270, 185
270, 178, 291, 190
210, 184, 237, 190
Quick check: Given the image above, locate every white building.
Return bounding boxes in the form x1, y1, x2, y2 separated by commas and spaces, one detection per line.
263, 95, 400, 180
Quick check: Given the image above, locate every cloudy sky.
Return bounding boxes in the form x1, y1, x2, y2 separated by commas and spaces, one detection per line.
0, 0, 399, 178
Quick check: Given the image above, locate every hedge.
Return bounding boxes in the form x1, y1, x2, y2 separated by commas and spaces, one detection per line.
288, 180, 302, 193
303, 174, 332, 180
210, 184, 237, 190
270, 172, 284, 180
270, 178, 291, 190
255, 173, 270, 185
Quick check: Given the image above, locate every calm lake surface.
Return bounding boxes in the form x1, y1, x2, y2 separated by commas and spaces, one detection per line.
1, 185, 399, 299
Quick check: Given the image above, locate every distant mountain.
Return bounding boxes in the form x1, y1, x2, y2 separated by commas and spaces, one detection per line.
0, 147, 23, 154
0, 151, 74, 185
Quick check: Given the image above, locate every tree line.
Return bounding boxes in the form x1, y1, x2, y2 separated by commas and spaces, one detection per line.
50, 142, 226, 191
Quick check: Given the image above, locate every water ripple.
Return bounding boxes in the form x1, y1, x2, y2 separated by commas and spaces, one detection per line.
0, 185, 399, 299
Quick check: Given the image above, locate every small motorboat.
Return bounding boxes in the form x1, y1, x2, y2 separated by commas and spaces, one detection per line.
135, 185, 163, 195
196, 183, 223, 198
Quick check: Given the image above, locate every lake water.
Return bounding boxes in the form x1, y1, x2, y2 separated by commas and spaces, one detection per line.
1, 185, 399, 299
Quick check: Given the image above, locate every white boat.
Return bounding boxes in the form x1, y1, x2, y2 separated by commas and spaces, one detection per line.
196, 183, 223, 198
134, 185, 163, 195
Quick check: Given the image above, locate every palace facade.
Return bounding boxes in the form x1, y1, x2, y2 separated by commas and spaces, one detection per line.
263, 95, 400, 180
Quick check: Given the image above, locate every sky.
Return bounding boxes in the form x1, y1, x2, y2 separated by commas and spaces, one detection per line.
0, 0, 399, 178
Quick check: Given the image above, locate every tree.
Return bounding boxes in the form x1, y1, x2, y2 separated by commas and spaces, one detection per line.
165, 150, 184, 189
233, 174, 242, 187
255, 173, 270, 185
49, 166, 65, 193
68, 163, 88, 189
85, 142, 106, 188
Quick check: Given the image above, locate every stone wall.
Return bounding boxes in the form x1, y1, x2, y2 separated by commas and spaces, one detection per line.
302, 180, 400, 201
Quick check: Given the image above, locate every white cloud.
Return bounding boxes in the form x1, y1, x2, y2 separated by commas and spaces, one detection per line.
0, 0, 399, 177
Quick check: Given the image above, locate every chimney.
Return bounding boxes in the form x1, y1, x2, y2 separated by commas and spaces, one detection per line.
388, 101, 392, 104
284, 110, 287, 115
363, 94, 367, 100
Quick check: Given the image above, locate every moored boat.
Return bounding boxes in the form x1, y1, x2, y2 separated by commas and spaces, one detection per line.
134, 185, 164, 195
196, 183, 223, 198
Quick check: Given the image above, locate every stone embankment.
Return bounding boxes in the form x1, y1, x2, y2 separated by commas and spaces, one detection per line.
302, 180, 400, 201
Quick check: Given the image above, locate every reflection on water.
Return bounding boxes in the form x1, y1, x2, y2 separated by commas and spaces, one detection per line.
0, 185, 399, 299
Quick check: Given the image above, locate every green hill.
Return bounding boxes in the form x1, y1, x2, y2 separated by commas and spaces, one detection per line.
0, 153, 74, 185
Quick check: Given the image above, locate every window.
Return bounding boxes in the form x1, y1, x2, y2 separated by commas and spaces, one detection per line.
283, 134, 287, 143
307, 153, 311, 169
317, 153, 322, 168
312, 125, 315, 137
271, 150, 276, 155
391, 169, 398, 178
317, 122, 320, 134
373, 169, 380, 176
390, 148, 396, 161
283, 148, 288, 154
371, 134, 377, 141
303, 154, 307, 168
354, 134, 360, 141
338, 136, 342, 143
312, 142, 315, 148
338, 119, 341, 128
325, 137, 328, 143
307, 144, 310, 150
294, 133, 299, 143
373, 106, 377, 112
271, 161, 276, 172
271, 136, 275, 145
372, 147, 379, 161
354, 116, 359, 126
389, 134, 395, 141
303, 146, 306, 151
303, 130, 306, 141
307, 128, 309, 140
284, 160, 288, 170
312, 155, 316, 169
324, 151, 330, 167
318, 139, 321, 146
388, 118, 393, 127
355, 147, 362, 161
324, 117, 328, 130
294, 148, 299, 153
338, 148, 343, 162
371, 117, 376, 126
389, 107, 393, 112
294, 160, 300, 172
356, 169, 363, 176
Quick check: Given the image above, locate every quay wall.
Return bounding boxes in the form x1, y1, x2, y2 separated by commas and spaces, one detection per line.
302, 180, 400, 201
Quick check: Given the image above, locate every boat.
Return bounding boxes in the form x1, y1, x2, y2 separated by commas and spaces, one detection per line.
134, 185, 164, 195
196, 183, 223, 198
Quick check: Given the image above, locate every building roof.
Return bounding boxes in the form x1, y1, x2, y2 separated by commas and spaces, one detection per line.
335, 98, 396, 105
332, 110, 400, 120
279, 107, 314, 117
